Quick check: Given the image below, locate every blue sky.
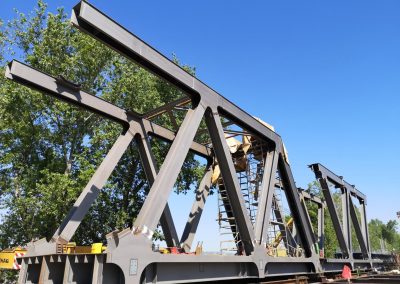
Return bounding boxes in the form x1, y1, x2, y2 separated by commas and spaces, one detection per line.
1, 1, 399, 250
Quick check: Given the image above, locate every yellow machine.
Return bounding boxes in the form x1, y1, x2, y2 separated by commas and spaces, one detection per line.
0, 243, 106, 270
271, 217, 294, 248
0, 247, 27, 270
62, 242, 106, 254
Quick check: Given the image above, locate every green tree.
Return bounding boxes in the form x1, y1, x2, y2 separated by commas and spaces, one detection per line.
369, 219, 400, 252
0, 0, 203, 255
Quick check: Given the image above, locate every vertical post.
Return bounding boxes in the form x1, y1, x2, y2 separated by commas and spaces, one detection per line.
180, 166, 213, 252
342, 188, 352, 255
135, 132, 180, 247
254, 149, 279, 245
17, 259, 28, 284
318, 204, 325, 257
63, 255, 72, 284
92, 254, 104, 284
204, 108, 255, 255
360, 200, 371, 255
54, 131, 135, 242
134, 105, 205, 234
38, 256, 49, 284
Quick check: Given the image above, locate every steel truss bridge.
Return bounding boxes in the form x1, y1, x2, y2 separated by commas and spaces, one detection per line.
5, 1, 395, 283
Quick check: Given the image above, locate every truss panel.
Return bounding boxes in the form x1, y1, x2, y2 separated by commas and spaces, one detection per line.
4, 2, 395, 283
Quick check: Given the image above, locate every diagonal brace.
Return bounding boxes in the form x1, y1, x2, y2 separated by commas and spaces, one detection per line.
54, 130, 135, 242
278, 154, 316, 257
135, 133, 180, 247
254, 149, 278, 245
133, 104, 205, 235
318, 178, 350, 258
204, 108, 255, 255
180, 165, 213, 252
348, 196, 368, 258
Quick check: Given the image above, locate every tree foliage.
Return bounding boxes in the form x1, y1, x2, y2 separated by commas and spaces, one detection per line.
0, 0, 203, 253
369, 219, 400, 252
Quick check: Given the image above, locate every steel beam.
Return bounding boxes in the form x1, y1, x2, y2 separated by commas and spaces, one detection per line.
360, 201, 371, 253
299, 194, 314, 236
317, 177, 350, 258
17, 259, 28, 284
180, 165, 213, 252
310, 163, 366, 201
71, 1, 281, 146
143, 97, 191, 119
38, 256, 49, 284
92, 254, 104, 284
310, 164, 353, 258
278, 154, 315, 257
62, 256, 72, 284
344, 180, 366, 203
317, 204, 325, 255
6, 0, 387, 282
254, 149, 279, 245
133, 105, 205, 234
140, 119, 212, 158
342, 189, 352, 253
348, 197, 368, 258
310, 164, 372, 257
299, 190, 324, 206
299, 187, 326, 252
310, 163, 373, 259
298, 188, 325, 249
5, 60, 211, 160
54, 131, 135, 242
204, 109, 256, 255
5, 60, 130, 127
5, 59, 214, 246
135, 133, 180, 248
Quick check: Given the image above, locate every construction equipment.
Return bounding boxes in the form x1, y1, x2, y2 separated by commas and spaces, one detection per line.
271, 217, 294, 249
3, 1, 397, 283
60, 243, 106, 254
0, 247, 26, 270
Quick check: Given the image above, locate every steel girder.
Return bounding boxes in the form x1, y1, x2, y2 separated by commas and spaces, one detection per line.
5, 60, 208, 248
310, 163, 371, 259
69, 0, 317, 258
298, 188, 326, 255
4, 1, 391, 283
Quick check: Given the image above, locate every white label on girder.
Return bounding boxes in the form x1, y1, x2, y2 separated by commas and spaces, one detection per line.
129, 258, 138, 275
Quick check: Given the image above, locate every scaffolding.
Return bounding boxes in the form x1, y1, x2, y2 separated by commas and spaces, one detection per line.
217, 130, 268, 254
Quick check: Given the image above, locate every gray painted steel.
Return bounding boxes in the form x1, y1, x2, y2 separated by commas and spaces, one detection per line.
180, 166, 213, 252
4, 1, 395, 283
